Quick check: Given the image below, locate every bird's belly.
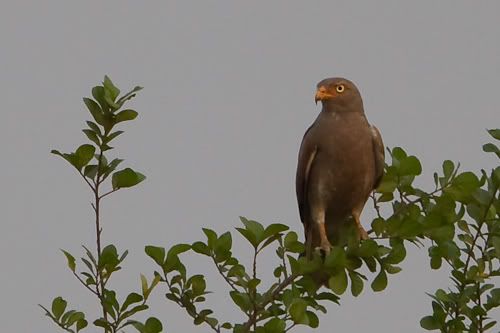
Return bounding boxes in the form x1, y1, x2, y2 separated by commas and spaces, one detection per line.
308, 144, 375, 217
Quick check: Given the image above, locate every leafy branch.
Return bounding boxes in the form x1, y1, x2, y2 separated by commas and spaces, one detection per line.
41, 76, 160, 333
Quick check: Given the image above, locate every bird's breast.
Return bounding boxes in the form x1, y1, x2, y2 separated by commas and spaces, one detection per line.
308, 113, 375, 214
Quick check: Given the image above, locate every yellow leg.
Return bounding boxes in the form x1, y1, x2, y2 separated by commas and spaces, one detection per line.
317, 221, 332, 255
352, 211, 369, 240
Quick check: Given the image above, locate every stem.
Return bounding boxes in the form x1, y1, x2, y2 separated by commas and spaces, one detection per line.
454, 187, 497, 325
241, 274, 298, 331
94, 147, 109, 331
72, 270, 99, 296
164, 273, 221, 333
211, 256, 239, 293
251, 249, 258, 332
99, 188, 119, 200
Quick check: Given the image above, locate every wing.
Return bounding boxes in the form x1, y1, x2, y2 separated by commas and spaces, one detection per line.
370, 125, 385, 189
295, 125, 318, 225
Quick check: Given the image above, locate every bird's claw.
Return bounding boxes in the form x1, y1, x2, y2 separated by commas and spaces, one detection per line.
315, 242, 332, 256
358, 227, 369, 241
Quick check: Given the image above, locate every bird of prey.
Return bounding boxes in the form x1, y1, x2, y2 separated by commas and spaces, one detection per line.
296, 77, 385, 257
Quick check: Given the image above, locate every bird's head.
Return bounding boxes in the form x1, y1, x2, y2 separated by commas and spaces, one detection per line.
314, 77, 363, 112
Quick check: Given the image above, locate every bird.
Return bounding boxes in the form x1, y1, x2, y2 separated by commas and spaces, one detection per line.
296, 77, 385, 257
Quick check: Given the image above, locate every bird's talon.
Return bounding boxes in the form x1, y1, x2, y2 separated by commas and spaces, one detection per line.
359, 228, 369, 240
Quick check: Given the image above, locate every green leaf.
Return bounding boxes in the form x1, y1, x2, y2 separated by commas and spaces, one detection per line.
230, 291, 251, 312
140, 274, 148, 298
215, 231, 232, 254
66, 311, 85, 326
420, 316, 441, 330
76, 319, 88, 332
102, 158, 124, 179
194, 309, 213, 325
357, 239, 378, 257
145, 246, 165, 266
75, 144, 96, 169
391, 147, 407, 164
86, 121, 101, 135
305, 311, 319, 328
384, 264, 402, 274
61, 250, 76, 272
442, 160, 455, 182
491, 236, 500, 258
283, 232, 304, 253
104, 130, 124, 144
430, 256, 442, 269
399, 155, 422, 176
167, 243, 191, 258
51, 297, 67, 320
83, 97, 105, 125
385, 242, 406, 264
487, 128, 500, 140
328, 269, 348, 295
221, 322, 232, 329
98, 244, 119, 269
371, 217, 386, 236
92, 86, 109, 112
264, 318, 285, 333
112, 168, 146, 190
349, 271, 364, 297
445, 171, 480, 202
262, 223, 289, 239
116, 86, 143, 107
103, 75, 120, 101
239, 216, 265, 246
116, 109, 138, 123
371, 270, 387, 292
94, 319, 112, 331
324, 246, 346, 268
121, 292, 143, 312
84, 164, 98, 179
191, 241, 211, 256
82, 129, 100, 145
188, 275, 206, 297
483, 143, 500, 155
60, 309, 76, 324
289, 299, 307, 323
202, 228, 218, 248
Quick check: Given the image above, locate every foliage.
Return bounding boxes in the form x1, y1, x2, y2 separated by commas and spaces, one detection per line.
145, 131, 499, 332
41, 77, 159, 333
43, 76, 499, 333
420, 129, 500, 332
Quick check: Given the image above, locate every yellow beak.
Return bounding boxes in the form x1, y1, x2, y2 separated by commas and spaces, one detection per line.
315, 86, 333, 104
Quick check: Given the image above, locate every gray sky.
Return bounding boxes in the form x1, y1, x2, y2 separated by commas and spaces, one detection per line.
2, 1, 499, 332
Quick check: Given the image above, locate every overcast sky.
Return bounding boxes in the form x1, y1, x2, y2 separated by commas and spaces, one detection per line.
1, 2, 499, 332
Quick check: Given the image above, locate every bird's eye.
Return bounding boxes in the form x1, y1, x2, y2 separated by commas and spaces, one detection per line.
336, 85, 345, 93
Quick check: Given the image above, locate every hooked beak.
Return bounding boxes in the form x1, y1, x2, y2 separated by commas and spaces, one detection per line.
314, 86, 332, 104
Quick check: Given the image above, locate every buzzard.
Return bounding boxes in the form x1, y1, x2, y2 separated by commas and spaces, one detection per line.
296, 78, 384, 256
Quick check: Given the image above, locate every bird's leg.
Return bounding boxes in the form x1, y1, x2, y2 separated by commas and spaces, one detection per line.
352, 210, 369, 240
317, 221, 332, 255
304, 224, 313, 259
313, 210, 331, 255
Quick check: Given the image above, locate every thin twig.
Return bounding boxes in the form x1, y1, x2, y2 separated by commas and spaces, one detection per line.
99, 188, 119, 200
241, 274, 298, 331
211, 256, 239, 293
251, 249, 258, 332
78, 170, 96, 192
72, 271, 99, 296
285, 323, 297, 332
454, 187, 497, 323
